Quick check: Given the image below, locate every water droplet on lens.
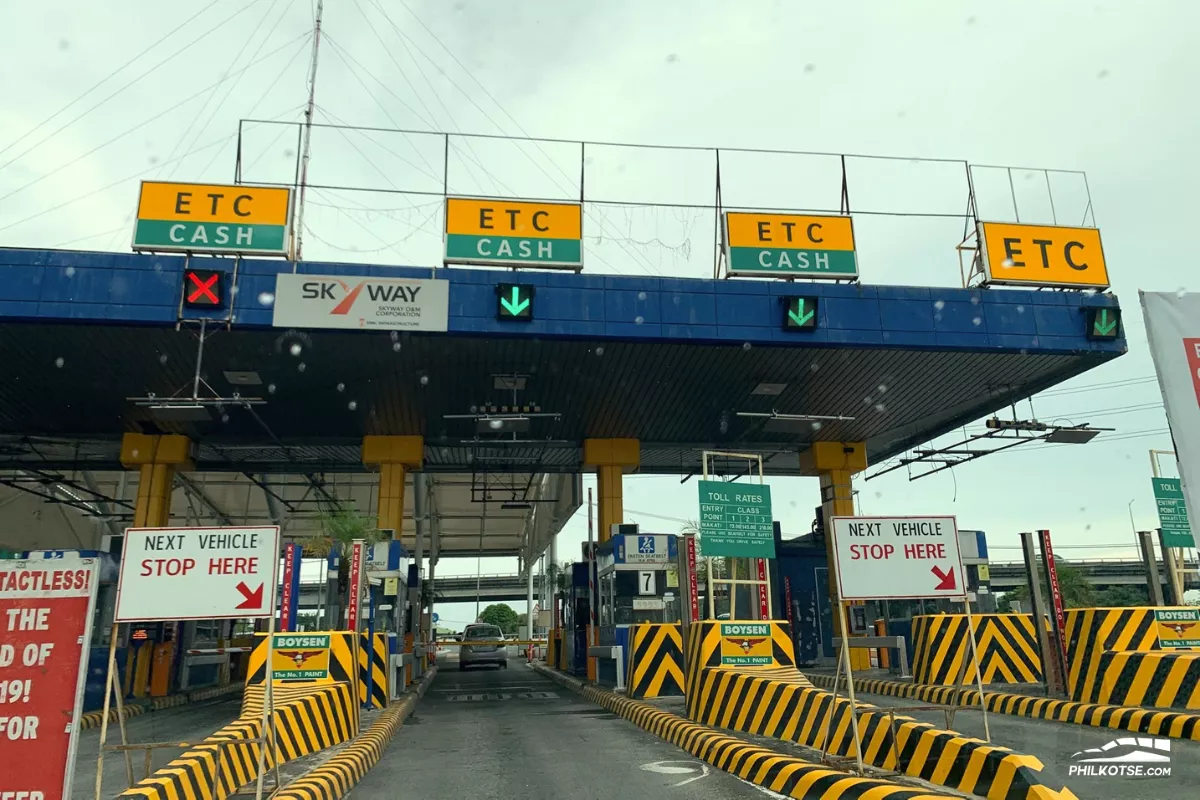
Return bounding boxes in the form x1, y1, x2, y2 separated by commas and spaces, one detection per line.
336, 383, 345, 392
637, 291, 646, 300
258, 292, 275, 306
54, 357, 64, 368
970, 295, 980, 305
809, 363, 819, 372
131, 449, 139, 458
348, 400, 357, 411
811, 421, 822, 431
972, 317, 982, 326
488, 419, 503, 430
877, 384, 887, 393
390, 331, 399, 342
289, 343, 302, 356
1002, 259, 1014, 268
1178, 287, 1188, 299
221, 414, 230, 424
298, 362, 306, 372
742, 342, 751, 351
65, 266, 75, 277
392, 342, 401, 352
874, 403, 886, 413
634, 316, 644, 325
1016, 305, 1025, 314
158, 354, 168, 364
267, 383, 276, 394
419, 375, 429, 386
595, 346, 604, 356
934, 300, 945, 310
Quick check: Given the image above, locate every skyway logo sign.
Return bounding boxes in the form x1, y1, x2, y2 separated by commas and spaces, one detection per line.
272, 273, 449, 332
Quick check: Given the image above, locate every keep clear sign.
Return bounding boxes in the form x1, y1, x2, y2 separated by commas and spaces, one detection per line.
831, 516, 966, 601
0, 558, 100, 800
115, 526, 280, 622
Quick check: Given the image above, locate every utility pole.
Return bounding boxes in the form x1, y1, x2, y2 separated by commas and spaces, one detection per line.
292, 0, 324, 261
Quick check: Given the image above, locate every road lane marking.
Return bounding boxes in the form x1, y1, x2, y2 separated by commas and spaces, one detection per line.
640, 760, 710, 787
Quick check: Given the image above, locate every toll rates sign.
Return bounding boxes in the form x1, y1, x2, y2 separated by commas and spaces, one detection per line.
132, 181, 292, 256
0, 558, 100, 800
115, 526, 280, 622
831, 516, 965, 601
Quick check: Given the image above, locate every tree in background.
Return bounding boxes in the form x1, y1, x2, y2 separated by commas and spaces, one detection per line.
997, 557, 1097, 612
479, 603, 520, 634
1095, 585, 1149, 607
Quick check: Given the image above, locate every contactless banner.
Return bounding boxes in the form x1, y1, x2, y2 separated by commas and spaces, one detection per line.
132, 181, 291, 255
1141, 291, 1200, 549
0, 559, 100, 800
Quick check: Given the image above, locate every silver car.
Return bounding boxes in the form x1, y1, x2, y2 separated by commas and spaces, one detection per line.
459, 623, 508, 670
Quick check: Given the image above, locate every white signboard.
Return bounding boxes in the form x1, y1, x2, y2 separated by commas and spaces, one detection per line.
638, 571, 657, 596
625, 534, 669, 564
271, 273, 449, 332
115, 526, 280, 621
1141, 291, 1200, 544
831, 516, 966, 601
632, 597, 664, 611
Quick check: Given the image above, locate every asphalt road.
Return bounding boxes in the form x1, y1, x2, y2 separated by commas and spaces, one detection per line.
71, 697, 243, 800
856, 691, 1200, 800
350, 658, 770, 800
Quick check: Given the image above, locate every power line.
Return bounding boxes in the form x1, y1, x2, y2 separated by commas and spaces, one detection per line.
0, 0, 225, 160
0, 1, 263, 177
0, 33, 309, 209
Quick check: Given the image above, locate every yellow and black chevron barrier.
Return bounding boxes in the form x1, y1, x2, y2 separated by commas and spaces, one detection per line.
273, 666, 437, 800
247, 631, 358, 686
116, 682, 355, 800
911, 613, 1043, 685
626, 623, 685, 698
358, 632, 390, 709
689, 663, 1065, 798
531, 662, 959, 799
684, 620, 795, 717
805, 671, 1200, 742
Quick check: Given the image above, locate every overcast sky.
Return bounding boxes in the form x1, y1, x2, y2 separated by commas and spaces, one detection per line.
3, 1, 1198, 626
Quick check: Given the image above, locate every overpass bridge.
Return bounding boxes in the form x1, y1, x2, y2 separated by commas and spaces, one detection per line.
988, 558, 1200, 592
296, 573, 528, 607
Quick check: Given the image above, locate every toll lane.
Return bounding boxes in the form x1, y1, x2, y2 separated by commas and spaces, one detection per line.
351, 660, 769, 799
71, 697, 242, 800
858, 691, 1200, 800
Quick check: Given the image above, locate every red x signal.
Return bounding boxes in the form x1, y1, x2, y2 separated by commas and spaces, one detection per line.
183, 269, 223, 308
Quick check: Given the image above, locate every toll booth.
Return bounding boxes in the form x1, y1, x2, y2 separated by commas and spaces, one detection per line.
594, 530, 680, 684
560, 561, 594, 676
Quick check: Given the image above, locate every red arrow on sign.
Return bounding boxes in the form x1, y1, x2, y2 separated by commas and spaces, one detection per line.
931, 565, 956, 591
235, 582, 264, 610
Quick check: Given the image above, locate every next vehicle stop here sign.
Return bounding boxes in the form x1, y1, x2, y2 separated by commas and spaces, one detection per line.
830, 515, 966, 601
115, 526, 280, 622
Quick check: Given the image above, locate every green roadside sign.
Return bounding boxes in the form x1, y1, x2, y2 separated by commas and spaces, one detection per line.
1152, 477, 1194, 548
697, 480, 775, 558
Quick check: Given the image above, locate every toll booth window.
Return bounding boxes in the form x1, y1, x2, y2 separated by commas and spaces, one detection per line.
191, 620, 222, 648
90, 583, 118, 647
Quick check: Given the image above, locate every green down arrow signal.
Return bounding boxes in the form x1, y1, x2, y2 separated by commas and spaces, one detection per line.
788, 299, 815, 327
500, 286, 530, 316
1094, 308, 1117, 336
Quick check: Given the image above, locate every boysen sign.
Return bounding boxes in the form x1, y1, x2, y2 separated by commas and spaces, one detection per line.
719, 622, 774, 666
830, 515, 966, 601
445, 197, 583, 269
0, 558, 100, 800
1154, 608, 1200, 650
271, 273, 450, 332
271, 634, 332, 680
723, 212, 857, 279
132, 181, 292, 255
115, 527, 280, 622
977, 222, 1109, 289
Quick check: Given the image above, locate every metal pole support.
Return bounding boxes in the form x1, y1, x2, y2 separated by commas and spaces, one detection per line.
1139, 530, 1166, 606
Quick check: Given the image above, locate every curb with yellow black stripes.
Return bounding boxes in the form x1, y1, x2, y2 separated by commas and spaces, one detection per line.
911, 613, 1043, 685
76, 682, 245, 731
532, 662, 960, 799
807, 668, 1200, 742
272, 666, 437, 800
626, 623, 685, 698
115, 682, 356, 800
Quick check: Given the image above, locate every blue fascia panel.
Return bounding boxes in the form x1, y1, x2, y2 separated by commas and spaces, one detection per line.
0, 249, 1127, 358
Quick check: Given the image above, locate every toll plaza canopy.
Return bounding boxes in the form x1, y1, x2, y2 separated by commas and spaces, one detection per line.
0, 246, 1124, 480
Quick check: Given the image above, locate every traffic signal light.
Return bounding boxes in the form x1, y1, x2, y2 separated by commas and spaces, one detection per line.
182, 268, 224, 309
496, 284, 534, 321
1085, 306, 1121, 340
782, 296, 818, 331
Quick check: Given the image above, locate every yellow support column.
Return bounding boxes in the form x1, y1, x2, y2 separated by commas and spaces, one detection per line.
121, 433, 192, 527
582, 439, 639, 542
799, 442, 870, 670
362, 435, 424, 534
121, 433, 192, 697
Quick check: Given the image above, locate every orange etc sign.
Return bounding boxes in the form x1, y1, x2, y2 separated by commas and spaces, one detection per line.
977, 222, 1109, 289
719, 623, 774, 666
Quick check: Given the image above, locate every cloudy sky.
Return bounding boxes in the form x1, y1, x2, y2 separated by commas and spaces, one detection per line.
3, 1, 1197, 626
